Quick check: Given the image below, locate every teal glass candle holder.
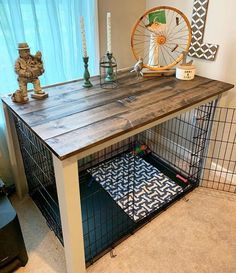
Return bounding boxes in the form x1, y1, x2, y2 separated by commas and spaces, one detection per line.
83, 56, 93, 88
99, 52, 117, 88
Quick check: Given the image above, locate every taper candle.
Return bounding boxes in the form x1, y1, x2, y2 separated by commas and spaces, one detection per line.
80, 16, 88, 57
107, 12, 112, 53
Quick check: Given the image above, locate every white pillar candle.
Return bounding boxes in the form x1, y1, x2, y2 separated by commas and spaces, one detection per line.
80, 16, 88, 57
148, 34, 159, 66
107, 12, 112, 53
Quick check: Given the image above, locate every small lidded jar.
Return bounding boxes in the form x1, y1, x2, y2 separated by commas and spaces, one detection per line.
176, 64, 196, 80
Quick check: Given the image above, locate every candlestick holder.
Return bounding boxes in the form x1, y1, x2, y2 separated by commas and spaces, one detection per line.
99, 52, 117, 88
83, 56, 93, 88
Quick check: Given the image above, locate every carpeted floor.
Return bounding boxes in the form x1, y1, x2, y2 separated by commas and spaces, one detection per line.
13, 187, 236, 273
11, 195, 66, 273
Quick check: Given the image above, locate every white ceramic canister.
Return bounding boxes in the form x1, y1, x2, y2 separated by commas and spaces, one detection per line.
176, 65, 196, 80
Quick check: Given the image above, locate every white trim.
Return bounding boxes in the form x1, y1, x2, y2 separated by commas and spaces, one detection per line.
53, 156, 86, 273
210, 162, 236, 185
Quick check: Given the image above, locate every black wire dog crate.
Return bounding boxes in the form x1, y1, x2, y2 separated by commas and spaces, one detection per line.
11, 100, 235, 265
201, 106, 236, 192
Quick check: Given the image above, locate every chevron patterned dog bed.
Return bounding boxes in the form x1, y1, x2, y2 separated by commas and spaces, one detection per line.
87, 153, 183, 222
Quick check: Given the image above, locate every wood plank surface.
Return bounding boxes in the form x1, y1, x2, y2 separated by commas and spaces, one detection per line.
2, 70, 234, 160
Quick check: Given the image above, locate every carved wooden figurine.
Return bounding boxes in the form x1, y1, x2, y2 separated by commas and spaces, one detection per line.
11, 42, 48, 103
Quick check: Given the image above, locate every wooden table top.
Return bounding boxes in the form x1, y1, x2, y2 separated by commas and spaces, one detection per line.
2, 70, 234, 160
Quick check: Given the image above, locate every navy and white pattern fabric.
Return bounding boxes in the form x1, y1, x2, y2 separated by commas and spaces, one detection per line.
88, 153, 183, 222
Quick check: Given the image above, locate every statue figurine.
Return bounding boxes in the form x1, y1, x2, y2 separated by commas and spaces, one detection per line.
130, 57, 143, 79
11, 42, 48, 103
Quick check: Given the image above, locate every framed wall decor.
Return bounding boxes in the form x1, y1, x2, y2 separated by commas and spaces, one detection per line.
189, 0, 219, 61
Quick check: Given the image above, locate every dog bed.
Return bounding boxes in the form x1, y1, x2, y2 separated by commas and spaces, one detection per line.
88, 153, 183, 222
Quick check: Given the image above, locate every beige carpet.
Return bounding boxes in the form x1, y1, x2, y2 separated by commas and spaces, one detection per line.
11, 195, 66, 273
13, 188, 236, 273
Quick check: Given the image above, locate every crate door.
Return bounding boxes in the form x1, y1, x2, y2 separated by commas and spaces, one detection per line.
201, 107, 236, 193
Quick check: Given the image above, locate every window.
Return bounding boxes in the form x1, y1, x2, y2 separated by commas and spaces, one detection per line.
0, 0, 98, 185
0, 0, 98, 94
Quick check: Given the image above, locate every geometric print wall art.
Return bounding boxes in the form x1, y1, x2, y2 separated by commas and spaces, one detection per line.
189, 0, 219, 61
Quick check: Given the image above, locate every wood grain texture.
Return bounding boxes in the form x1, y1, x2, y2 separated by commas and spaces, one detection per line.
2, 70, 234, 160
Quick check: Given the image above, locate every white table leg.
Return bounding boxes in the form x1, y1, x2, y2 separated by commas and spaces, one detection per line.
53, 155, 86, 273
3, 104, 28, 198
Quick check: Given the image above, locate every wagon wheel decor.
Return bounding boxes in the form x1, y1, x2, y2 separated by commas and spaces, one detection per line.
131, 6, 192, 71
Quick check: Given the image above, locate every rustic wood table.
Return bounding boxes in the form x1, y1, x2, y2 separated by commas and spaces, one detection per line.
2, 70, 234, 273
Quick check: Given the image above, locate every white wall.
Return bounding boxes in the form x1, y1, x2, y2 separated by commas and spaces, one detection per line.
98, 0, 146, 69
146, 0, 236, 107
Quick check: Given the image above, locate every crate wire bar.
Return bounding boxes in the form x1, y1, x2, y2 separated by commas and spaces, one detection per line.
201, 106, 236, 192
137, 101, 217, 185
12, 114, 63, 243
77, 142, 192, 264
10, 100, 236, 265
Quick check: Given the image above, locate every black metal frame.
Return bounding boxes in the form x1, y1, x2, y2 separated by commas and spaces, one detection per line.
12, 114, 63, 243
137, 101, 217, 184
10, 100, 235, 266
201, 106, 236, 192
